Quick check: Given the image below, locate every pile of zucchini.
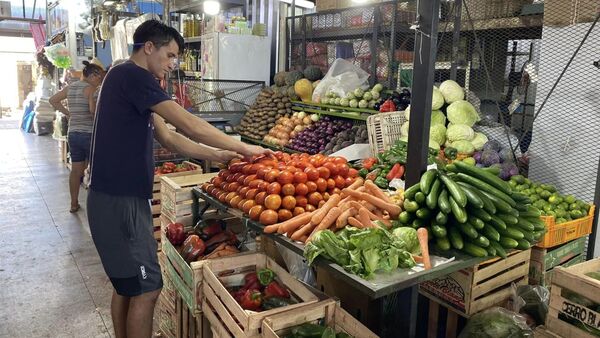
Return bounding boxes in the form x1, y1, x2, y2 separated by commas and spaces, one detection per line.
398, 161, 546, 258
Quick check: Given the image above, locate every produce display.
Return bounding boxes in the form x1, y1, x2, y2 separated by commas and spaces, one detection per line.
229, 268, 297, 311
285, 323, 355, 338
287, 117, 354, 154
398, 161, 546, 258
154, 161, 196, 175
272, 68, 324, 103
321, 124, 368, 155
458, 307, 532, 338
237, 88, 293, 140
263, 111, 319, 148
319, 84, 385, 110
510, 175, 591, 224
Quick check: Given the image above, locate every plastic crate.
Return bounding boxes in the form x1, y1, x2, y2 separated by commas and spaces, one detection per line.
536, 205, 595, 248
366, 110, 406, 156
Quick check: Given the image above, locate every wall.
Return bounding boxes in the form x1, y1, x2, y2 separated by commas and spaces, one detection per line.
0, 37, 35, 109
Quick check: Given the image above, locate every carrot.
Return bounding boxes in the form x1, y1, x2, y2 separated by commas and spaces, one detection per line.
363, 201, 377, 211
318, 200, 326, 208
358, 207, 375, 228
339, 195, 354, 205
264, 223, 280, 233
291, 222, 315, 241
417, 228, 431, 270
366, 209, 392, 228
348, 177, 364, 190
342, 189, 401, 217
307, 207, 342, 242
311, 194, 341, 225
277, 212, 314, 234
357, 186, 366, 192
364, 180, 392, 203
413, 255, 423, 264
336, 207, 357, 228
347, 217, 364, 228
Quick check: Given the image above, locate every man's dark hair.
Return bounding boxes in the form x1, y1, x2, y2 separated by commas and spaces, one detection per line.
133, 20, 184, 54
82, 61, 104, 77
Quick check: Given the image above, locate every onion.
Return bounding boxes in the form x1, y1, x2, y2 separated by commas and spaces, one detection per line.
310, 114, 319, 122
292, 112, 299, 117
302, 116, 311, 125
290, 131, 298, 138
298, 111, 307, 119
294, 125, 303, 132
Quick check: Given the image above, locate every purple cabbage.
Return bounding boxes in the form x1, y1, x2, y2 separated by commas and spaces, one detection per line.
482, 140, 502, 153
481, 150, 500, 167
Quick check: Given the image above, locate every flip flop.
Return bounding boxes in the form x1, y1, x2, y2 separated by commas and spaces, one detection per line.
70, 204, 81, 213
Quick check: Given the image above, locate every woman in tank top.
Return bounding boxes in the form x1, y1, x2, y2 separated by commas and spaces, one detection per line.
50, 61, 105, 212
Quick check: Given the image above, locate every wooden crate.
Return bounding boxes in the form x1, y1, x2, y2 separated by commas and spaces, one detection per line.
533, 326, 563, 338
537, 206, 595, 248
419, 249, 531, 316
202, 252, 319, 337
529, 237, 587, 287
158, 292, 208, 338
547, 258, 600, 338
421, 297, 468, 338
261, 299, 378, 338
153, 161, 203, 224
161, 172, 218, 227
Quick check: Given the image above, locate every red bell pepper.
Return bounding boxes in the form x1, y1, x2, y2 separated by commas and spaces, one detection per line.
362, 157, 378, 170
166, 222, 186, 246
264, 281, 290, 299
242, 272, 262, 292
379, 99, 396, 112
240, 289, 262, 311
386, 163, 405, 181
180, 235, 206, 263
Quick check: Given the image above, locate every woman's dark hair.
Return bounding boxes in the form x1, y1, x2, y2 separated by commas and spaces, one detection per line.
82, 61, 104, 78
132, 19, 184, 54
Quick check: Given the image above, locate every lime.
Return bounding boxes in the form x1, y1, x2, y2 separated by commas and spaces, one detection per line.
565, 195, 576, 204
570, 210, 583, 219
508, 180, 518, 188
547, 210, 556, 217
540, 190, 552, 199
569, 203, 579, 211
559, 202, 569, 210
515, 185, 525, 192
555, 209, 567, 218
543, 204, 553, 212
463, 157, 476, 166
548, 195, 559, 204
556, 218, 567, 224
530, 195, 539, 203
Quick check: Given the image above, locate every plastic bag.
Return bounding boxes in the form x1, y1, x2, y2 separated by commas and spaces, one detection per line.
511, 284, 549, 328
275, 242, 315, 286
458, 307, 533, 338
312, 58, 370, 103
44, 43, 72, 69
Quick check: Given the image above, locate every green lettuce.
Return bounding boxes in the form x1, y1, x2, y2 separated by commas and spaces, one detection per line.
447, 100, 479, 127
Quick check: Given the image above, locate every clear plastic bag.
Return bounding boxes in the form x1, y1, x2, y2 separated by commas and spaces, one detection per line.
458, 307, 533, 338
511, 284, 550, 328
275, 242, 315, 286
312, 58, 370, 103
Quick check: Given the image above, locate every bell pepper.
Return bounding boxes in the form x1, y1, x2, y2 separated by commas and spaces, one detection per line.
240, 289, 262, 311
166, 222, 186, 246
444, 147, 458, 160
379, 99, 396, 112
262, 297, 294, 310
195, 218, 226, 241
242, 272, 262, 292
374, 176, 389, 189
204, 230, 238, 253
386, 163, 405, 181
362, 157, 377, 170
257, 268, 275, 286
365, 168, 381, 181
358, 168, 369, 178
180, 235, 206, 263
264, 281, 290, 299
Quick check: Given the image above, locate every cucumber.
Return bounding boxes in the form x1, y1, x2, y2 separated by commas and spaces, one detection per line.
458, 222, 478, 239
490, 241, 507, 258
516, 239, 531, 250
439, 174, 467, 207
415, 192, 426, 205
482, 224, 500, 242
436, 237, 451, 251
515, 204, 528, 212
416, 207, 432, 219
512, 192, 532, 204
431, 224, 448, 238
438, 189, 452, 214
507, 208, 520, 217
469, 208, 492, 222
497, 213, 519, 225
479, 190, 513, 213
445, 163, 458, 173
520, 206, 541, 218
404, 184, 420, 200
448, 227, 464, 250
529, 219, 546, 231
515, 217, 535, 232
449, 196, 468, 223
458, 181, 497, 214
486, 244, 497, 257
455, 181, 484, 209
482, 166, 501, 176
403, 200, 419, 213
489, 215, 508, 231
420, 169, 438, 195
426, 178, 442, 210
533, 230, 546, 241
499, 236, 519, 249
463, 243, 488, 257
526, 216, 545, 225
522, 230, 534, 243
498, 226, 525, 240
471, 235, 490, 248
412, 218, 425, 229
398, 211, 414, 224
435, 211, 448, 225
455, 173, 516, 207
468, 216, 485, 230
453, 161, 512, 195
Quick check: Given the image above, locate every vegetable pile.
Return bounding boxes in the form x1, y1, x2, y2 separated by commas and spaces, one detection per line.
237, 88, 293, 140
470, 139, 519, 180
165, 219, 240, 263
263, 111, 318, 148
458, 307, 533, 338
285, 322, 354, 338
230, 268, 297, 311
154, 161, 196, 175
319, 84, 385, 110
287, 117, 354, 154
398, 161, 546, 258
321, 124, 368, 155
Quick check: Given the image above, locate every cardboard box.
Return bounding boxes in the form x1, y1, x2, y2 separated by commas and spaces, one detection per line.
544, 0, 600, 27
529, 236, 587, 286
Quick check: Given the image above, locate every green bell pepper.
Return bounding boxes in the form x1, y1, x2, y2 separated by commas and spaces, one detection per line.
257, 268, 275, 286
374, 176, 389, 189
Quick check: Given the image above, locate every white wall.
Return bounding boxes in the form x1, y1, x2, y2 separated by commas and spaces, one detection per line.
0, 37, 36, 109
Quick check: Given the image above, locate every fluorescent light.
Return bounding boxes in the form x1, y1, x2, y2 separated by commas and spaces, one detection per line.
279, 0, 315, 9
203, 0, 221, 15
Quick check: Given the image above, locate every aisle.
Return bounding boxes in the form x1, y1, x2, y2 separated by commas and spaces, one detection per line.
0, 124, 113, 337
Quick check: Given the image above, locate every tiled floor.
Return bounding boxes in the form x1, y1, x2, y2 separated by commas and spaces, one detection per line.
0, 118, 159, 337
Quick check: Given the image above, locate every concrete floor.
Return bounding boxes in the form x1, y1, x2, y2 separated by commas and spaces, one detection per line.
0, 119, 159, 337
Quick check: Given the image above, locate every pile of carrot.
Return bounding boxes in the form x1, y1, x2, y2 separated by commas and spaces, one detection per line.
263, 178, 403, 244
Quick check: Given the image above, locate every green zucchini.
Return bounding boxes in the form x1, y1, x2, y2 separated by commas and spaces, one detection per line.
455, 181, 484, 209
462, 243, 488, 257
516, 239, 531, 250
468, 216, 485, 230
498, 227, 525, 240
448, 227, 464, 250
439, 174, 467, 207
426, 178, 442, 210
497, 213, 519, 225
482, 224, 500, 242
471, 235, 490, 248
458, 222, 478, 239
469, 207, 492, 222
479, 190, 513, 213
436, 237, 451, 251
449, 196, 468, 223
435, 211, 448, 225
404, 184, 420, 200
420, 169, 438, 194
486, 244, 497, 257
438, 189, 452, 214
489, 215, 508, 231
489, 241, 507, 258
516, 217, 535, 232
455, 173, 516, 207
499, 236, 519, 249
431, 224, 448, 238
453, 161, 512, 195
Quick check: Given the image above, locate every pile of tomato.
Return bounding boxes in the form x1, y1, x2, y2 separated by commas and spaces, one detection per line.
202, 152, 359, 225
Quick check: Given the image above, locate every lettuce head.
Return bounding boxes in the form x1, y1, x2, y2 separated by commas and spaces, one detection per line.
447, 100, 479, 127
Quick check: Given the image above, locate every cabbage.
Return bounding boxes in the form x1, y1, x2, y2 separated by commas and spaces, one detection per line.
447, 124, 475, 142
439, 79, 464, 104
429, 139, 441, 150
432, 87, 444, 110
401, 121, 410, 136
431, 110, 446, 126
471, 132, 489, 151
429, 124, 447, 147
392, 227, 420, 255
451, 140, 475, 155
447, 100, 479, 127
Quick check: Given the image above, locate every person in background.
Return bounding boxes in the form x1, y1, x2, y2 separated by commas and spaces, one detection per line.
87, 20, 269, 338
49, 61, 105, 212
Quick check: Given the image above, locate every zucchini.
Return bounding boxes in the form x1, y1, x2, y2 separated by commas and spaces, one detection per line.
479, 190, 513, 213
435, 211, 448, 225
516, 239, 531, 250
515, 217, 535, 232
522, 230, 534, 243
439, 174, 467, 207
482, 166, 501, 175
520, 206, 541, 218
497, 213, 519, 225
498, 227, 525, 240
455, 173, 516, 207
420, 169, 438, 195
438, 189, 452, 214
462, 243, 488, 257
404, 184, 420, 200
458, 222, 478, 239
489, 241, 507, 258
471, 235, 490, 248
448, 227, 464, 250
453, 161, 512, 195
486, 244, 497, 257
436, 237, 451, 251
415, 192, 426, 205
512, 192, 532, 204
455, 181, 484, 209
449, 196, 468, 223
482, 224, 500, 242
445, 163, 458, 173
499, 236, 519, 249
416, 207, 432, 219
431, 224, 448, 238
426, 178, 442, 210
469, 207, 492, 222
489, 215, 508, 231
468, 216, 485, 230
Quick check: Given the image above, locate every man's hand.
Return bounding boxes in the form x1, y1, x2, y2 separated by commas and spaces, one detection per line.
240, 144, 272, 157
214, 149, 243, 163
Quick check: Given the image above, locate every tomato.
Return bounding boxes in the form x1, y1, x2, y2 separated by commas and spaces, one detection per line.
331, 188, 342, 195
282, 183, 295, 196
212, 176, 224, 187
255, 191, 267, 206
337, 163, 350, 177
348, 168, 359, 178
257, 181, 269, 192
248, 179, 263, 189
218, 169, 230, 179
334, 175, 346, 189
273, 151, 284, 160
238, 186, 250, 197
230, 195, 243, 208
264, 169, 280, 183
326, 178, 336, 190
296, 161, 312, 171
245, 188, 258, 200
304, 167, 319, 181
295, 195, 308, 208
285, 166, 300, 174
249, 205, 264, 221
295, 183, 308, 196
264, 194, 282, 210
278, 163, 288, 172
281, 196, 297, 210
249, 163, 264, 175
306, 204, 316, 212
243, 174, 257, 186
228, 182, 240, 193
237, 198, 248, 209
259, 209, 278, 225
315, 178, 328, 192
241, 164, 253, 175
236, 175, 247, 185
225, 174, 235, 183
229, 162, 245, 173
345, 176, 355, 188
267, 182, 281, 195
256, 167, 270, 180
259, 159, 278, 168
322, 162, 338, 177
217, 192, 227, 203
293, 171, 308, 184
281, 153, 291, 163
333, 157, 348, 165
308, 192, 323, 207
242, 199, 256, 214
277, 171, 294, 185
323, 192, 330, 201
219, 181, 228, 190
316, 166, 330, 180
306, 181, 318, 193
277, 209, 293, 222
293, 207, 305, 216
225, 192, 238, 204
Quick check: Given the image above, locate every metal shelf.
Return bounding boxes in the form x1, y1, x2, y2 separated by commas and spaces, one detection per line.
290, 24, 412, 42
291, 101, 378, 121
439, 14, 544, 33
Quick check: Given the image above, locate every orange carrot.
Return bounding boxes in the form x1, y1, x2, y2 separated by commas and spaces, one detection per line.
358, 207, 375, 228
307, 207, 342, 242
417, 228, 431, 270
311, 194, 341, 225
357, 186, 366, 193
348, 177, 364, 190
277, 212, 314, 234
336, 207, 357, 228
347, 216, 364, 228
299, 235, 308, 243
364, 180, 392, 203
264, 223, 280, 233
363, 201, 376, 211
413, 255, 423, 264
291, 222, 315, 241
342, 189, 401, 217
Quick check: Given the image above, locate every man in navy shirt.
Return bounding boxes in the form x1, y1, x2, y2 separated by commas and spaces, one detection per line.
88, 20, 268, 338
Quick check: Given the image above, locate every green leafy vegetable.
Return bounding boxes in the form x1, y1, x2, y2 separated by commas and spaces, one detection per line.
392, 227, 421, 255
447, 100, 479, 127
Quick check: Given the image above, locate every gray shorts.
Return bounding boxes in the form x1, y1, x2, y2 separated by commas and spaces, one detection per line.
87, 189, 162, 296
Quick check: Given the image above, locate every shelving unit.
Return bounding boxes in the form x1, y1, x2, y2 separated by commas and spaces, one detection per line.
291, 101, 377, 121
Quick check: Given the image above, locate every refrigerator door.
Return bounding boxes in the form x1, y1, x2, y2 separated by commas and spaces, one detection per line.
216, 33, 271, 84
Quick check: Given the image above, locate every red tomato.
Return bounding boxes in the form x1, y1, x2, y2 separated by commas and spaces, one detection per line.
230, 195, 243, 208
264, 194, 282, 210
306, 181, 318, 193
243, 174, 257, 186
323, 192, 330, 201
242, 200, 256, 214
227, 182, 240, 192
281, 196, 297, 210
286, 166, 300, 174
337, 163, 349, 177
277, 171, 294, 185
255, 191, 267, 205
348, 168, 359, 178
249, 205, 264, 221
245, 188, 258, 200
308, 192, 323, 207
305, 167, 319, 181
334, 175, 346, 189
295, 195, 308, 207
293, 206, 305, 216
326, 178, 336, 190
236, 175, 247, 185
317, 167, 331, 180
249, 163, 264, 174
333, 157, 348, 165
266, 182, 281, 195
273, 151, 285, 160
218, 169, 230, 179
256, 167, 270, 180
225, 174, 235, 183
257, 181, 269, 192
293, 171, 308, 184
242, 164, 253, 175
323, 162, 338, 176
331, 187, 342, 195
278, 209, 293, 222
306, 204, 316, 212
213, 176, 224, 187
238, 186, 250, 197
315, 178, 328, 192
259, 209, 278, 225
282, 183, 295, 196
345, 177, 355, 188
248, 179, 264, 189
295, 183, 308, 196
264, 169, 280, 183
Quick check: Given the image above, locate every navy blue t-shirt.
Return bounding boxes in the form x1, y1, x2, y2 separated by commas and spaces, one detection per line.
89, 61, 171, 199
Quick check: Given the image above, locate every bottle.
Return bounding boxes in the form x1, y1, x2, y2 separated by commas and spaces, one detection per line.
182, 14, 189, 37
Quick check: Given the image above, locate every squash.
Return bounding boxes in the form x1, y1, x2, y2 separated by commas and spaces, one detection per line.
274, 71, 287, 86
285, 70, 304, 86
294, 79, 313, 102
303, 66, 323, 81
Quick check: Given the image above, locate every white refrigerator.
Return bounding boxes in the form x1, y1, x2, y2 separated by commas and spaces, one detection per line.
201, 32, 271, 85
